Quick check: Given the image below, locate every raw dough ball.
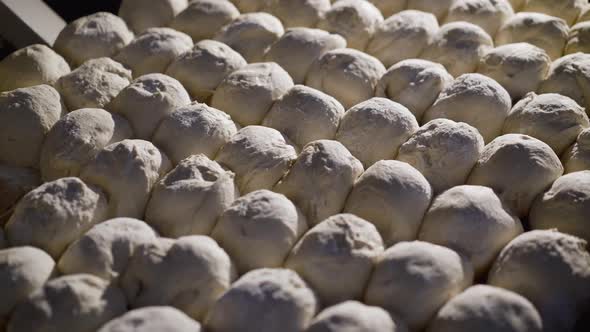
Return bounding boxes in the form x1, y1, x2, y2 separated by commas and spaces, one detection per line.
0, 85, 64, 168
0, 44, 70, 92
423, 73, 512, 143
264, 27, 346, 84
477, 43, 551, 100
153, 102, 238, 164
367, 10, 439, 68
397, 119, 484, 194
211, 62, 293, 126
165, 39, 247, 102
211, 190, 307, 273
335, 98, 418, 167
274, 140, 363, 225
421, 22, 493, 77
214, 13, 284, 62
58, 217, 157, 281
566, 22, 590, 54
418, 185, 523, 276
114, 28, 193, 77
206, 268, 317, 332
445, 0, 514, 36
80, 139, 172, 218
170, 0, 239, 41
503, 93, 589, 154
5, 177, 108, 258
488, 230, 590, 332
270, 0, 330, 28
427, 285, 543, 332
56, 57, 132, 110
216, 126, 296, 193
121, 236, 236, 320
306, 48, 386, 109
7, 274, 127, 332
523, 0, 586, 26
538, 52, 590, 111
467, 134, 563, 217
368, 0, 406, 18
0, 165, 39, 225
98, 306, 202, 332
145, 154, 238, 237
285, 214, 384, 305
495, 12, 569, 60
563, 128, 590, 173
306, 301, 400, 332
365, 241, 473, 332
407, 0, 454, 21
40, 108, 133, 181
317, 0, 383, 50
54, 12, 134, 67
119, 0, 188, 33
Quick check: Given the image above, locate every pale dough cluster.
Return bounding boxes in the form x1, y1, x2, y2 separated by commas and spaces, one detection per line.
98, 307, 202, 332
269, 0, 330, 28
170, 0, 240, 41
0, 165, 39, 225
119, 0, 188, 33
539, 52, 590, 111
407, 0, 454, 20
563, 128, 590, 173
566, 21, 590, 54
306, 301, 402, 332
444, 0, 514, 36
523, 0, 586, 26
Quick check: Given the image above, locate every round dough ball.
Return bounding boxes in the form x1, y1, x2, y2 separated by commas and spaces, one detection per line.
98, 306, 202, 332
270, 0, 330, 28
0, 85, 64, 168
264, 27, 346, 84
7, 274, 127, 332
423, 73, 512, 143
566, 21, 590, 54
285, 214, 383, 305
80, 139, 172, 218
214, 13, 284, 62
427, 285, 543, 332
145, 154, 238, 237
538, 52, 590, 111
563, 128, 590, 173
477, 43, 551, 100
445, 0, 514, 36
170, 0, 239, 41
206, 268, 317, 332
421, 22, 493, 77
306, 301, 401, 332
216, 126, 297, 193
365, 241, 473, 332
152, 102, 238, 164
467, 134, 563, 217
407, 0, 454, 21
306, 48, 386, 109
165, 39, 247, 102
5, 177, 108, 258
54, 12, 134, 67
211, 62, 294, 126
0, 44, 70, 92
119, 0, 188, 34
524, 0, 586, 26
0, 165, 39, 225
274, 140, 363, 225
40, 108, 133, 181
488, 230, 590, 332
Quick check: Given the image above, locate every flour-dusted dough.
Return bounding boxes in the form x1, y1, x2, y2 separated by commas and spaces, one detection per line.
80, 139, 172, 218
306, 301, 401, 332
563, 129, 590, 173
0, 85, 64, 168
211, 62, 294, 126
270, 0, 330, 28
407, 0, 454, 20
566, 22, 590, 54
0, 165, 39, 225
423, 73, 512, 143
524, 0, 586, 26
5, 177, 108, 258
274, 140, 363, 225
98, 306, 202, 332
538, 52, 590, 111
367, 10, 439, 68
445, 0, 514, 36
467, 134, 563, 217
170, 0, 239, 41
365, 241, 473, 332
119, 0, 188, 33
488, 230, 590, 332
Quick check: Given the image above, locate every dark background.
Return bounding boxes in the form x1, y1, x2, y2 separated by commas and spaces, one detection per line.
44, 0, 122, 22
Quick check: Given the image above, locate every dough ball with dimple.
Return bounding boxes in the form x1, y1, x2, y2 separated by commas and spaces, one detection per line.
306, 48, 386, 109
467, 134, 563, 217
427, 285, 543, 332
397, 119, 484, 194
270, 0, 330, 28
115, 28, 193, 77
365, 241, 473, 332
0, 44, 70, 92
367, 10, 439, 68
488, 230, 590, 332
306, 301, 402, 332
54, 12, 134, 67
317, 0, 383, 51
170, 0, 239, 42
146, 154, 238, 237
285, 214, 384, 305
5, 177, 108, 258
7, 274, 127, 332
166, 40, 246, 102
524, 0, 586, 26
264, 28, 346, 84
121, 236, 235, 320
274, 140, 363, 225
40, 108, 133, 181
214, 13, 284, 62
407, 0, 454, 20
81, 139, 172, 218
119, 0, 188, 34
206, 268, 317, 332
423, 73, 512, 143
445, 0, 514, 36
538, 52, 590, 111
566, 22, 590, 54
98, 306, 202, 332
421, 22, 493, 77
503, 93, 589, 155
0, 85, 64, 168
563, 129, 590, 173
56, 57, 132, 110
0, 165, 39, 225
